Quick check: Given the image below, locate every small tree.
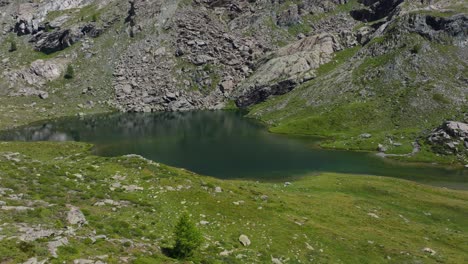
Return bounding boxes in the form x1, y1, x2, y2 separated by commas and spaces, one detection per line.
9, 40, 17, 52
172, 213, 203, 259
64, 64, 74, 79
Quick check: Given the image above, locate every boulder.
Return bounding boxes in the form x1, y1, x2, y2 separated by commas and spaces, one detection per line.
239, 234, 251, 247
67, 206, 87, 226
377, 144, 387, 153
428, 121, 468, 154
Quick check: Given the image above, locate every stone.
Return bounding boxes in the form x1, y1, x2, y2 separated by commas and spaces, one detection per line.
73, 259, 94, 264
377, 144, 387, 152
233, 200, 245, 205
219, 249, 232, 256
48, 237, 69, 257
427, 121, 468, 154
214, 186, 222, 193
360, 133, 372, 139
19, 226, 59, 241
239, 234, 251, 247
1, 206, 33, 211
422, 247, 436, 255
22, 257, 48, 264
67, 206, 87, 226
122, 84, 132, 94
367, 213, 380, 219
271, 256, 283, 264
220, 80, 235, 93
39, 91, 49, 99
122, 185, 144, 192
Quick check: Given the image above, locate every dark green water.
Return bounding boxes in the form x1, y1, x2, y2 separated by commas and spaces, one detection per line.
1, 111, 467, 189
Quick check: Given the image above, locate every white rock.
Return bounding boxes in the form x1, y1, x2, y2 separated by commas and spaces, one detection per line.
73, 259, 94, 264
367, 213, 380, 219
219, 249, 232, 256
1, 206, 34, 211
22, 257, 48, 264
271, 256, 283, 264
239, 234, 251, 247
422, 247, 436, 255
233, 200, 245, 206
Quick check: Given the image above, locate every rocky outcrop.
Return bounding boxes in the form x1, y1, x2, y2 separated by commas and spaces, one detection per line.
4, 59, 67, 98
350, 0, 404, 22
235, 33, 344, 107
12, 0, 95, 36
30, 24, 103, 54
428, 121, 468, 155
403, 13, 468, 46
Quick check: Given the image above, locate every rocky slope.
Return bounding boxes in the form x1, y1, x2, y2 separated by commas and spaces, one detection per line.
0, 0, 467, 160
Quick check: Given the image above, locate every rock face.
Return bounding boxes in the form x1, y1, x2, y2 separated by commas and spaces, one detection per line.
235, 33, 344, 107
428, 121, 468, 154
12, 0, 94, 36
31, 24, 103, 54
350, 0, 404, 22
4, 59, 67, 96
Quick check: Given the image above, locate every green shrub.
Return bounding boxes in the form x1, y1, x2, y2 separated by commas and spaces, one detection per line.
64, 65, 74, 79
9, 41, 17, 52
172, 213, 203, 259
432, 93, 450, 104
410, 44, 422, 54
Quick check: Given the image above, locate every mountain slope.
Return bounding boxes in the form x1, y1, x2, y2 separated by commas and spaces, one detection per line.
0, 0, 466, 161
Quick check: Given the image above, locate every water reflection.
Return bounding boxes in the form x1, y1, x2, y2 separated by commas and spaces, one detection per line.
1, 111, 467, 189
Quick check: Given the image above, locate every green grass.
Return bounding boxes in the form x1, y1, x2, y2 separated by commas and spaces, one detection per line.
316, 46, 361, 76
0, 142, 466, 263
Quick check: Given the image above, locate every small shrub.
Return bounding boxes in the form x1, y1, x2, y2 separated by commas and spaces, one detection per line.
91, 14, 99, 22
172, 213, 203, 259
64, 65, 74, 79
44, 24, 52, 32
432, 93, 450, 104
9, 41, 17, 52
410, 44, 422, 54
18, 241, 34, 253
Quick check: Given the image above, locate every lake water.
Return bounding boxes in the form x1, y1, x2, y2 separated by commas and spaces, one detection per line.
1, 111, 467, 189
